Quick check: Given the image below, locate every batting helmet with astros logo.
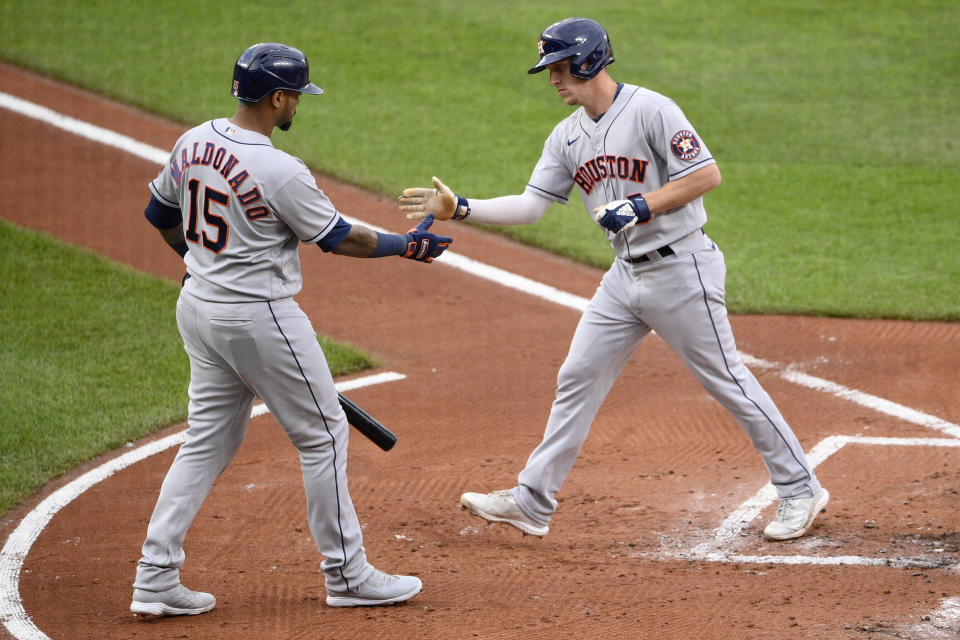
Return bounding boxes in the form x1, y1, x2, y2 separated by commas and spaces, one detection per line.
231, 42, 324, 103
527, 17, 615, 80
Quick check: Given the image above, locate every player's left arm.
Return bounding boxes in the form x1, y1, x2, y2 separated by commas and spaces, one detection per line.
276, 165, 451, 263
643, 163, 722, 213
593, 163, 721, 233
318, 215, 452, 263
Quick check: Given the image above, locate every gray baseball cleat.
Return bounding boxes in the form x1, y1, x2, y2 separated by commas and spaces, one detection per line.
763, 488, 830, 540
130, 584, 215, 616
460, 489, 549, 537
325, 569, 422, 607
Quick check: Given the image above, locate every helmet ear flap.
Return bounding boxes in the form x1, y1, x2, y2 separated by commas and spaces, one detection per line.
570, 48, 597, 80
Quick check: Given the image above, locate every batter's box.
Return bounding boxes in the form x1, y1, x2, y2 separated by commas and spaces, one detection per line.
667, 435, 960, 570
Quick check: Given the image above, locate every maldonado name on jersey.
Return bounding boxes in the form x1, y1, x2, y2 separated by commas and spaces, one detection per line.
170, 140, 268, 221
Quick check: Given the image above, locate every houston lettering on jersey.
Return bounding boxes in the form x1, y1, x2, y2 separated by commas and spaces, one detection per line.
170, 141, 266, 219
573, 155, 649, 195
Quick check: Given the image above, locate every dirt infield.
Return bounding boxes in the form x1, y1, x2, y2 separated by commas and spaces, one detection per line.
2, 62, 959, 639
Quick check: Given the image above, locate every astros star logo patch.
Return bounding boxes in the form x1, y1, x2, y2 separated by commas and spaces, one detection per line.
670, 130, 701, 161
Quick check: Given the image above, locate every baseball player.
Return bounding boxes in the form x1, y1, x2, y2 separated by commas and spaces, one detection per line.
131, 42, 449, 616
400, 18, 829, 542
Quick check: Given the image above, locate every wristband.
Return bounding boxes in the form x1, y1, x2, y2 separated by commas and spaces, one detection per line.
369, 231, 408, 258
452, 196, 471, 220
628, 194, 651, 224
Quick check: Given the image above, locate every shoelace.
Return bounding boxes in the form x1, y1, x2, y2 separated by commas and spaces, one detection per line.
775, 498, 796, 520
365, 569, 396, 588
775, 496, 809, 521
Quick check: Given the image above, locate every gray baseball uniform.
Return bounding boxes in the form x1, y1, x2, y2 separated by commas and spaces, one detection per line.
513, 84, 821, 525
135, 118, 373, 594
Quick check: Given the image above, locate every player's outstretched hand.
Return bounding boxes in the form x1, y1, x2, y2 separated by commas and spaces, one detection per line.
399, 176, 457, 221
403, 214, 452, 263
592, 195, 652, 233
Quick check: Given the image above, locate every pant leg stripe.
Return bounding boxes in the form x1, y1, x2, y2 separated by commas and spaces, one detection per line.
690, 253, 813, 489
267, 301, 352, 592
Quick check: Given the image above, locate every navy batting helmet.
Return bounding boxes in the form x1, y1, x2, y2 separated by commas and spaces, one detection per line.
231, 42, 323, 103
527, 18, 614, 80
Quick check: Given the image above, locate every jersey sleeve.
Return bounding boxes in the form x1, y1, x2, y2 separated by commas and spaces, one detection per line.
147, 130, 192, 208
148, 155, 180, 208
270, 164, 343, 244
525, 125, 575, 204
647, 102, 715, 180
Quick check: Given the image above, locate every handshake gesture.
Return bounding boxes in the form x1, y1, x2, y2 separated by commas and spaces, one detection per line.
392, 176, 462, 264
398, 176, 469, 222
403, 214, 451, 263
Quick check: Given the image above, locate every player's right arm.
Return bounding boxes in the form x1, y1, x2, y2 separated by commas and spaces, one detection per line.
144, 129, 198, 262
143, 195, 188, 258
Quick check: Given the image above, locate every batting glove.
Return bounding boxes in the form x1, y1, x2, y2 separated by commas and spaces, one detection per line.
403, 214, 452, 263
592, 195, 651, 233
398, 176, 462, 221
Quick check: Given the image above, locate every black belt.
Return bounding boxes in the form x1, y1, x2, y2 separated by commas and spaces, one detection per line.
626, 245, 674, 264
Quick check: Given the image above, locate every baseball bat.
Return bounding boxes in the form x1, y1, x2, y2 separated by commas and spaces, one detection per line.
338, 392, 397, 451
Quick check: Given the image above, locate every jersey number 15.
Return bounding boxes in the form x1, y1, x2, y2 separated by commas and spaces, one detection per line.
185, 178, 229, 254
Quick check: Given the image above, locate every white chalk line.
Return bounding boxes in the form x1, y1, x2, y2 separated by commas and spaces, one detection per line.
687, 436, 960, 566
0, 371, 405, 640
742, 354, 960, 439
3, 91, 960, 633
0, 91, 168, 165
906, 596, 960, 638
661, 436, 960, 633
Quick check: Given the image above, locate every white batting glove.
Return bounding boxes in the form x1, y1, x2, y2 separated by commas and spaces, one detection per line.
398, 176, 468, 221
592, 195, 651, 233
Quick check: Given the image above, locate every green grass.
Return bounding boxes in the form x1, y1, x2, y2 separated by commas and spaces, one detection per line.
714, 162, 958, 318
0, 0, 958, 514
0, 221, 376, 515
5, 0, 958, 318
1, 0, 956, 317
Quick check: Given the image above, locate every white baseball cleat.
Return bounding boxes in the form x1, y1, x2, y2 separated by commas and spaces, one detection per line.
325, 569, 422, 607
130, 584, 215, 616
763, 488, 830, 540
460, 489, 549, 537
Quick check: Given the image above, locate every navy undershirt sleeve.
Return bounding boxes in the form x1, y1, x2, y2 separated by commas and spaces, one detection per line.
144, 195, 182, 230
317, 217, 353, 252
